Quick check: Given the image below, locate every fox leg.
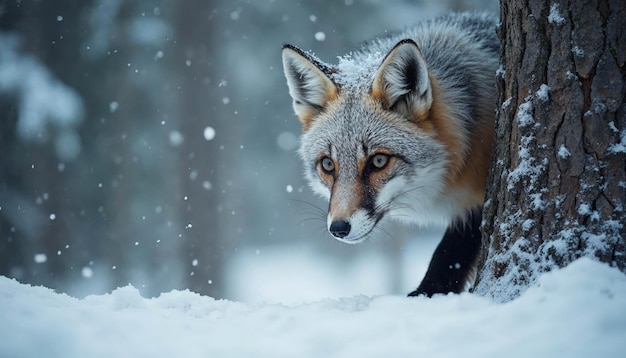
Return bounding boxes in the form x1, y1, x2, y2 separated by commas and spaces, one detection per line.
408, 209, 483, 297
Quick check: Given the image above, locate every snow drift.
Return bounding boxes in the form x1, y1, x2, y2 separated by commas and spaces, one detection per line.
1, 258, 625, 358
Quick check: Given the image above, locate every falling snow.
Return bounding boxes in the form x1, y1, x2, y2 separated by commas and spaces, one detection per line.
3, 6, 625, 358
169, 130, 184, 146
203, 126, 216, 141
277, 131, 298, 151
109, 101, 119, 113
81, 267, 93, 278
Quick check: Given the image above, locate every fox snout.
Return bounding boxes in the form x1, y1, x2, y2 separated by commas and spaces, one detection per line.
326, 202, 380, 244
327, 213, 375, 244
327, 216, 367, 243
329, 220, 351, 239
321, 158, 388, 243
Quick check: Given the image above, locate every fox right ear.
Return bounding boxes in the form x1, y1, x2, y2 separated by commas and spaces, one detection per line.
372, 39, 432, 119
282, 45, 337, 129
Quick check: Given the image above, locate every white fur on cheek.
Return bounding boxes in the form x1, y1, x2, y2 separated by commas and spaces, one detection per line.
310, 180, 330, 200
376, 163, 459, 227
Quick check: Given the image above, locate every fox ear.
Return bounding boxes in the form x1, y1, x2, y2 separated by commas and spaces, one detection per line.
372, 39, 432, 116
282, 45, 337, 129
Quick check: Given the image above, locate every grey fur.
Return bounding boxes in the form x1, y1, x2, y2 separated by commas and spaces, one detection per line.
283, 11, 499, 295
283, 11, 498, 241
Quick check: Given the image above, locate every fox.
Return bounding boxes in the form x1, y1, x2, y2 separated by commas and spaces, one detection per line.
281, 12, 499, 297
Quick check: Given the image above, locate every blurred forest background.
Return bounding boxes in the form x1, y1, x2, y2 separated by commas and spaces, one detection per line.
0, 0, 496, 301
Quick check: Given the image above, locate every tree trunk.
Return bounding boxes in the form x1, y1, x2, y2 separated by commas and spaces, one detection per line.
172, 2, 225, 297
0, 0, 90, 289
475, 0, 626, 302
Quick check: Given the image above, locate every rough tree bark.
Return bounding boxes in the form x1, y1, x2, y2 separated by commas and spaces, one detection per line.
475, 0, 626, 301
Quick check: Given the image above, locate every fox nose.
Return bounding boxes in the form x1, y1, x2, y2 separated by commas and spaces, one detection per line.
329, 220, 351, 238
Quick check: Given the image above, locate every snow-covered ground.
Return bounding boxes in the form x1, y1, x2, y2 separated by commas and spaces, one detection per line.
223, 228, 442, 304
2, 258, 625, 358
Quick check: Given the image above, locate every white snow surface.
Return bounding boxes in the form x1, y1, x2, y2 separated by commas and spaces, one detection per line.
1, 258, 625, 358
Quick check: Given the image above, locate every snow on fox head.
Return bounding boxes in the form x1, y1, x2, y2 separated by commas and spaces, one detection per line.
282, 40, 466, 244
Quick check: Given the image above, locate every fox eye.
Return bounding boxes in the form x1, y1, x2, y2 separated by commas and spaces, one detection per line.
320, 157, 335, 173
371, 154, 389, 169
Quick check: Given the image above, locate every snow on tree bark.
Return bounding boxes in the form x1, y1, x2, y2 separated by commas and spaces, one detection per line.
475, 0, 626, 302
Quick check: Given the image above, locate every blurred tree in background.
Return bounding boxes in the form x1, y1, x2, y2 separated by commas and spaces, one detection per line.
0, 0, 497, 299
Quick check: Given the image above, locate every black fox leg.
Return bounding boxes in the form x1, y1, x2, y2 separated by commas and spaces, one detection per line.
408, 209, 483, 297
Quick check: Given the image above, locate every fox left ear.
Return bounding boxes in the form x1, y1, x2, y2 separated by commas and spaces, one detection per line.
372, 39, 432, 117
282, 44, 337, 130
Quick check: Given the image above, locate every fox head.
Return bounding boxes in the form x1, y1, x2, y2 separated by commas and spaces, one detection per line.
282, 40, 467, 244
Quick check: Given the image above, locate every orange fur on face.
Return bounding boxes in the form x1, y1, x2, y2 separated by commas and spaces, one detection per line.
327, 150, 398, 221
299, 108, 316, 132
370, 72, 493, 212
329, 180, 363, 220
370, 84, 389, 108
366, 151, 398, 191
299, 86, 339, 132
316, 153, 336, 187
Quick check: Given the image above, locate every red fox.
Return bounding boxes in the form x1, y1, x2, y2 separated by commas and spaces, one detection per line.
281, 12, 499, 297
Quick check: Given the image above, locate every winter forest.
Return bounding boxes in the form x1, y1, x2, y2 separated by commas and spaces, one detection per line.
2, 0, 498, 301
2, 0, 626, 357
